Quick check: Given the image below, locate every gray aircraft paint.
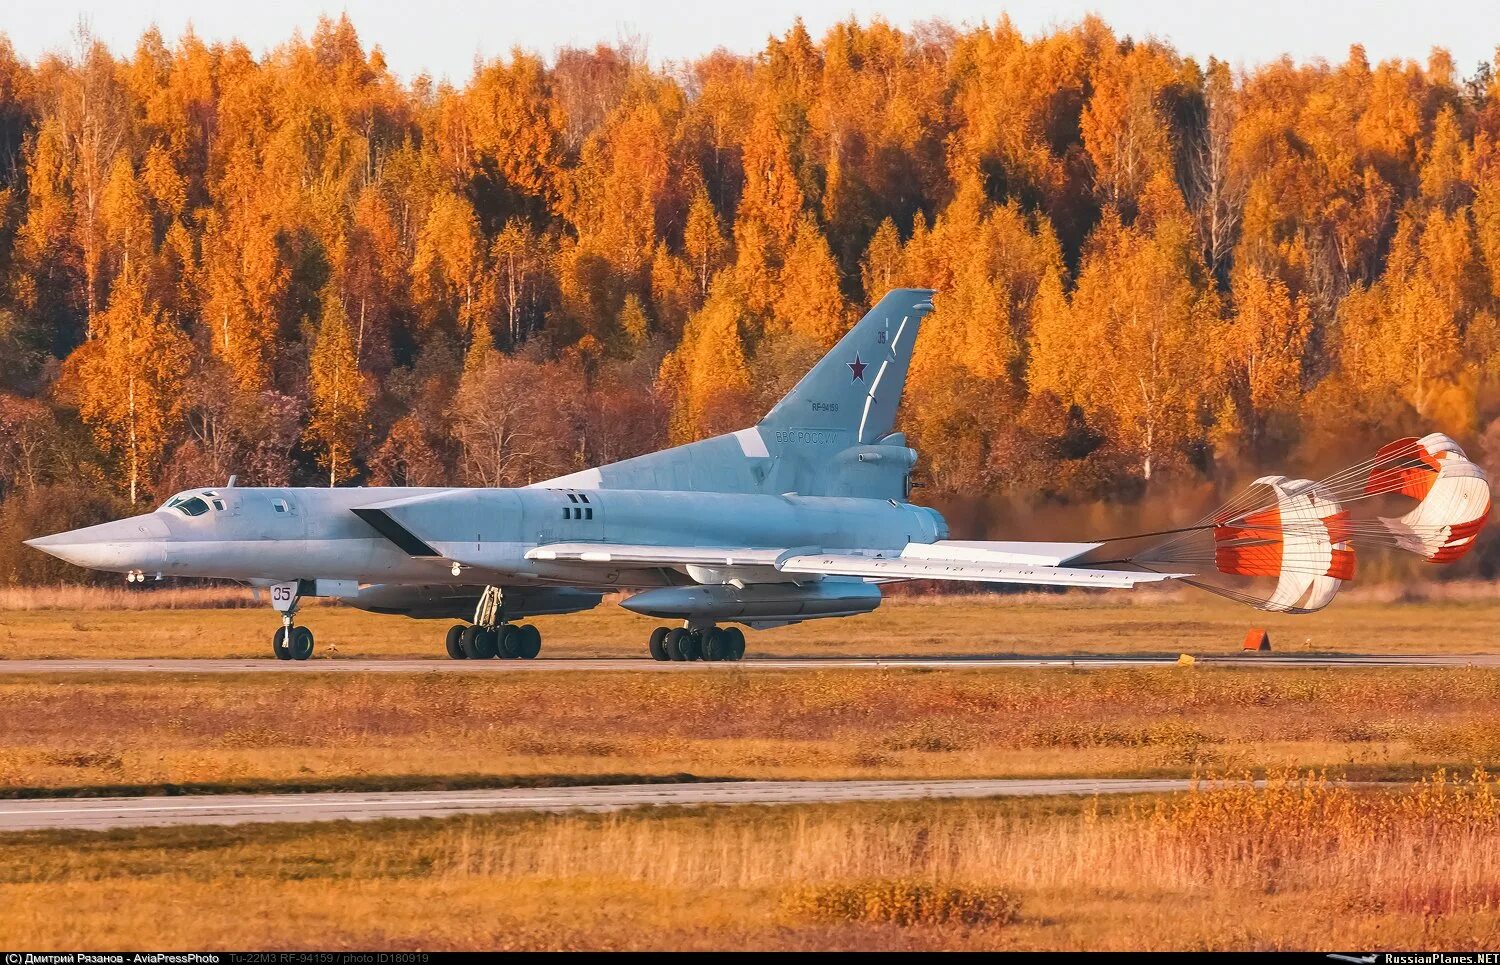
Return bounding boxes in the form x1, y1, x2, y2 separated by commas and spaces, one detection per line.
351, 583, 602, 621
26, 289, 1179, 630
359, 487, 944, 584
542, 288, 936, 499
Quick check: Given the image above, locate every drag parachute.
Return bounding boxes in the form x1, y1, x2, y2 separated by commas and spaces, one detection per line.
1211, 476, 1354, 613
1096, 432, 1491, 614
1364, 434, 1491, 563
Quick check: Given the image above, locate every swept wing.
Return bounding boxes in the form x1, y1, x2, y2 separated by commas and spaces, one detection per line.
524, 540, 1182, 590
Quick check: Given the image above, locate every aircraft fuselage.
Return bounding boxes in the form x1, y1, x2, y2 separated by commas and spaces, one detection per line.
26, 484, 948, 593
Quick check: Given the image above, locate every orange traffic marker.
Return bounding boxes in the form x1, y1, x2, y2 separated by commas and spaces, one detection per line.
1242, 628, 1271, 651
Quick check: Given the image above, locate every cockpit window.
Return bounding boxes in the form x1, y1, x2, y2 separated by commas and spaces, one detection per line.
163, 490, 226, 515
174, 496, 211, 517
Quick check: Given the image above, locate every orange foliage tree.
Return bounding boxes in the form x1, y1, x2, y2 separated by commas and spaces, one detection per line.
0, 13, 1496, 573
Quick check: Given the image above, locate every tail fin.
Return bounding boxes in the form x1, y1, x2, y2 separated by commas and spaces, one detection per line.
536, 288, 935, 497
759, 288, 935, 443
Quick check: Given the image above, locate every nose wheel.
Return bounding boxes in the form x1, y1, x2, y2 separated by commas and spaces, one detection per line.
272, 622, 314, 661
648, 625, 745, 661
268, 581, 314, 661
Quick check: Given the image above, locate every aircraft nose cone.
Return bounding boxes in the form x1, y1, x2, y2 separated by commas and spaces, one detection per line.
23, 514, 171, 572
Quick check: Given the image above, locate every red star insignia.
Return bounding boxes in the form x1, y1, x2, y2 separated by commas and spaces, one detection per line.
848, 354, 867, 381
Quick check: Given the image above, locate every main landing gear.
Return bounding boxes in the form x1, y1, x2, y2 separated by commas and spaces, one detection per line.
444, 622, 542, 660
268, 581, 314, 661
648, 624, 746, 662
445, 585, 542, 660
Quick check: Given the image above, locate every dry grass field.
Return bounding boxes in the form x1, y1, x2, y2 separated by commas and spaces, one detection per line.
3, 590, 1497, 950
0, 585, 258, 611
2, 587, 1500, 660
3, 666, 1498, 795
3, 773, 1498, 950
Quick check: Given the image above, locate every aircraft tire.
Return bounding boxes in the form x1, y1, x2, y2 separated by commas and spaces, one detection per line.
460, 625, 489, 659
516, 624, 542, 659
663, 628, 688, 661
648, 627, 669, 661
496, 624, 520, 658
290, 626, 314, 661
679, 630, 702, 661
726, 626, 746, 661
272, 627, 293, 661
704, 628, 728, 662
445, 625, 467, 659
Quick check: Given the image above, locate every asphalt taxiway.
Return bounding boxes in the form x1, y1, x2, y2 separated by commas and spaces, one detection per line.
0, 777, 1210, 832
0, 654, 1494, 674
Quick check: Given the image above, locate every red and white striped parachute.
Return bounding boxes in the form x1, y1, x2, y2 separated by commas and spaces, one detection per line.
1365, 433, 1491, 563
1108, 433, 1490, 613
1211, 476, 1354, 613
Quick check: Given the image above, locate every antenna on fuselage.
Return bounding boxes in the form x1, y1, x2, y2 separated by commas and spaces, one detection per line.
226, 475, 238, 488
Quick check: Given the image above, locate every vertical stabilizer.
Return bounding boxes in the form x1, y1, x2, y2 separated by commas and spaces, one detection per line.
537, 288, 936, 497
759, 288, 936, 443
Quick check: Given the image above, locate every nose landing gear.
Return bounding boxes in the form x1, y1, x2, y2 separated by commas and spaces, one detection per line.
268, 581, 314, 661
273, 623, 314, 660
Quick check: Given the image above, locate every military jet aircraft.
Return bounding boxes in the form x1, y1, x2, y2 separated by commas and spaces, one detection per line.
28, 288, 1485, 661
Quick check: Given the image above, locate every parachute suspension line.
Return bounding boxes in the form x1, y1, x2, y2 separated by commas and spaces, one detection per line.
1175, 576, 1333, 615
1189, 439, 1431, 523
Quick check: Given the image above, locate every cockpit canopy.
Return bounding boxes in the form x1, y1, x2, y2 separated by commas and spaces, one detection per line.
162, 490, 226, 517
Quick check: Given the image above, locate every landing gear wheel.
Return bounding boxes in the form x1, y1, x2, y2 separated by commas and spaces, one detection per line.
704, 628, 728, 662
290, 626, 314, 661
679, 630, 703, 662
445, 624, 467, 660
461, 625, 495, 659
496, 624, 520, 659
272, 627, 293, 661
648, 626, 670, 661
516, 624, 542, 659
726, 626, 746, 661
664, 628, 689, 661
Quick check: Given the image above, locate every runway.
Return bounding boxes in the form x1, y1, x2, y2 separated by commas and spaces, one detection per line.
0, 653, 1495, 674
0, 777, 1205, 832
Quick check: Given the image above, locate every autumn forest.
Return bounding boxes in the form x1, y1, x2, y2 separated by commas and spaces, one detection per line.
1, 14, 1499, 582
